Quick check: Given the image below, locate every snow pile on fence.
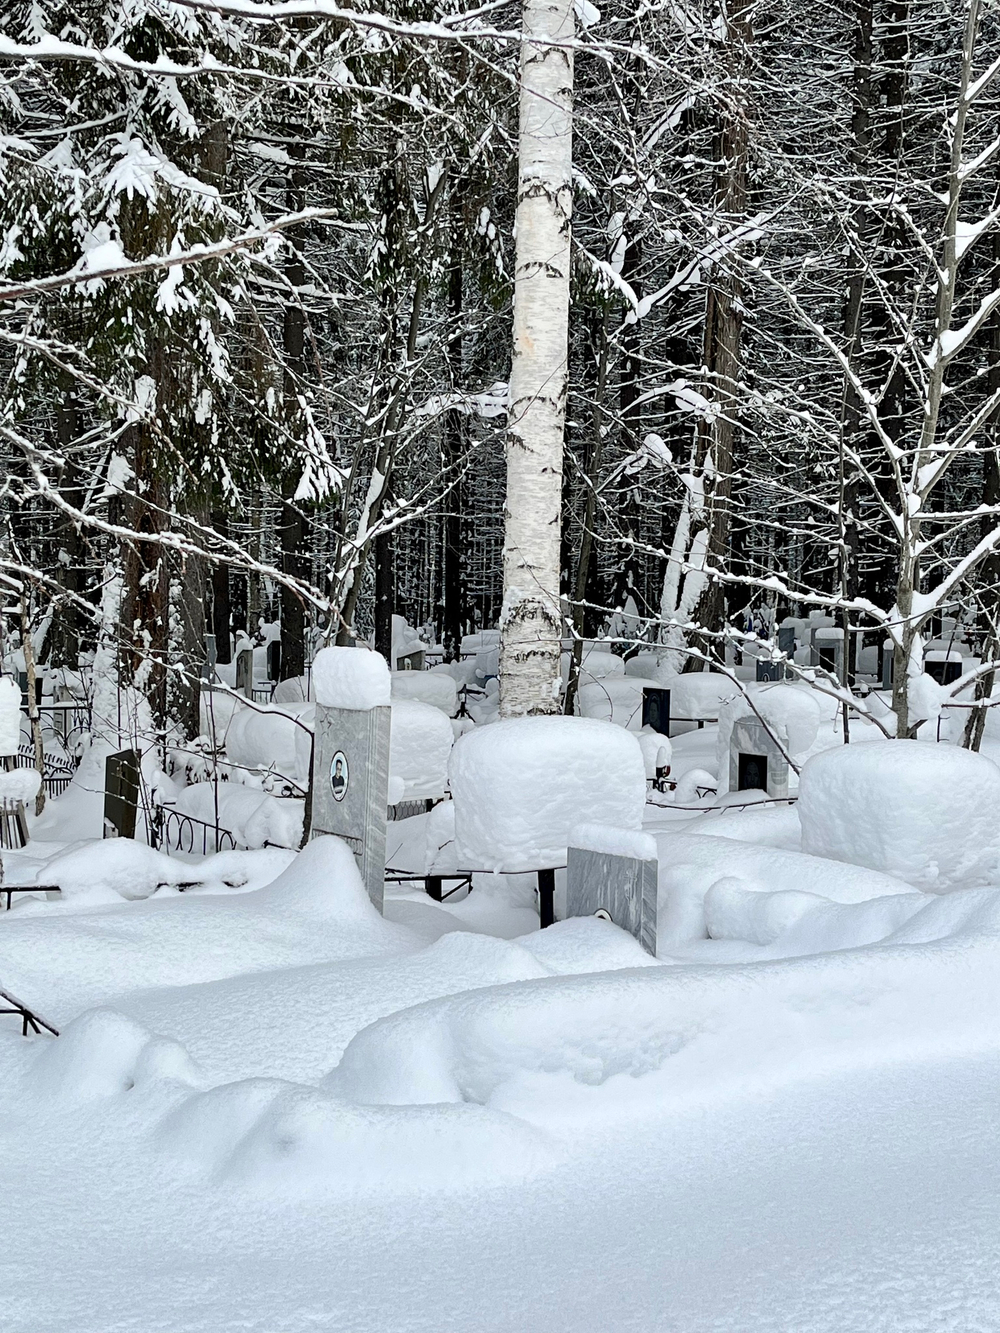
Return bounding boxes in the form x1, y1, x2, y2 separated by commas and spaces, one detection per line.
449, 716, 646, 871
0, 766, 42, 803
797, 739, 1000, 891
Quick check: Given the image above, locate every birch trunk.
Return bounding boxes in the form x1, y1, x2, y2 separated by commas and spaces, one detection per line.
499, 0, 574, 718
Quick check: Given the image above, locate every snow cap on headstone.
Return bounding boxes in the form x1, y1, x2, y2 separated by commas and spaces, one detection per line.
312, 647, 390, 710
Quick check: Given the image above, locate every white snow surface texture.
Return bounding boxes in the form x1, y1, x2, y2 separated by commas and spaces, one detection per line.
311, 645, 391, 709
8, 778, 1000, 1330
448, 716, 647, 870
798, 738, 1000, 890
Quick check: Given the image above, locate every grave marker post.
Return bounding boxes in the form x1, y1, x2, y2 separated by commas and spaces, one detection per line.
310, 703, 390, 911
104, 749, 140, 840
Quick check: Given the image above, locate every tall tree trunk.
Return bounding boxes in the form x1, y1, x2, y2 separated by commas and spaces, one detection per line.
441, 229, 466, 663
499, 0, 574, 717
687, 0, 751, 658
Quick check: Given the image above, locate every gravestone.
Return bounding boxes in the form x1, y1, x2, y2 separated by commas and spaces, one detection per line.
641, 687, 671, 736
756, 660, 783, 682
882, 640, 895, 690
566, 845, 658, 956
729, 715, 789, 799
814, 628, 845, 680
17, 672, 42, 708
925, 652, 963, 686
777, 624, 796, 657
267, 640, 282, 682
202, 633, 217, 681
104, 749, 140, 839
310, 702, 390, 911
235, 648, 253, 698
396, 648, 425, 672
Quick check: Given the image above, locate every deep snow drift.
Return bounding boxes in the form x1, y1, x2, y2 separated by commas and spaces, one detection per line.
7, 733, 1000, 1332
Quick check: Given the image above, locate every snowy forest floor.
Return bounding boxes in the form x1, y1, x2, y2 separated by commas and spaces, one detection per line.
4, 727, 1000, 1331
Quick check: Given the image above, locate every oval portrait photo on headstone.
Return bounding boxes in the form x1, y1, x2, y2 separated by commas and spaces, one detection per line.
330, 750, 349, 802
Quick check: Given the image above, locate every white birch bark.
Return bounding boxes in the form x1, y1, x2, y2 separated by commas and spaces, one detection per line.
499, 0, 574, 718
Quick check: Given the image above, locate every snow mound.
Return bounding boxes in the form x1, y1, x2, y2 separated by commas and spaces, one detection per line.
43, 839, 187, 901
390, 670, 457, 716
0, 766, 42, 802
636, 727, 671, 777
651, 829, 913, 946
449, 717, 646, 872
172, 782, 302, 850
686, 801, 801, 850
256, 835, 391, 926
517, 915, 660, 974
390, 699, 454, 800
223, 702, 313, 783
160, 1079, 556, 1191
312, 647, 390, 710
669, 673, 737, 723
798, 740, 1000, 891
577, 676, 662, 730
326, 914, 1000, 1121
29, 1008, 199, 1103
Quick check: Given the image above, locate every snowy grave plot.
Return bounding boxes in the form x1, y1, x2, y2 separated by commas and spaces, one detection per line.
310, 647, 391, 910
449, 716, 647, 926
235, 648, 253, 699
798, 739, 1000, 891
103, 748, 140, 840
566, 824, 658, 955
729, 716, 789, 799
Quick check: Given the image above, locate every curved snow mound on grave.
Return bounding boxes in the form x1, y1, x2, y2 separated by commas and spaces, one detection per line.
390, 670, 457, 716
389, 699, 454, 800
172, 783, 302, 850
687, 801, 801, 851
449, 717, 646, 872
651, 831, 912, 947
27, 1008, 200, 1104
798, 740, 1000, 891
669, 672, 738, 723
158, 1077, 557, 1191
223, 703, 314, 785
327, 898, 1000, 1116
576, 677, 661, 731
44, 839, 187, 901
254, 835, 382, 923
516, 915, 660, 975
312, 646, 390, 710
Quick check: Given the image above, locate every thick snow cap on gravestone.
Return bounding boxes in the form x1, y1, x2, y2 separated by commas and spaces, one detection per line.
0, 674, 21, 756
798, 739, 1000, 891
311, 646, 390, 710
449, 716, 647, 872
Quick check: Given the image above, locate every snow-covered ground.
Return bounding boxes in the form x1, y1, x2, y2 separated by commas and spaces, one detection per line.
6, 719, 1000, 1331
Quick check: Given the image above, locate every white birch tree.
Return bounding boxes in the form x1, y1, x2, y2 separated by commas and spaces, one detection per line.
499, 0, 575, 717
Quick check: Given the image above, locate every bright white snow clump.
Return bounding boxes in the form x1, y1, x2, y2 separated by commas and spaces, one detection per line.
798, 739, 1000, 891
0, 674, 21, 755
390, 670, 458, 716
0, 766, 42, 802
449, 716, 646, 871
389, 700, 455, 800
312, 647, 390, 710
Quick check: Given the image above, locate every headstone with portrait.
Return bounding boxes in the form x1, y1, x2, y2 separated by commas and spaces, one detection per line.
310, 703, 391, 911
566, 830, 658, 957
